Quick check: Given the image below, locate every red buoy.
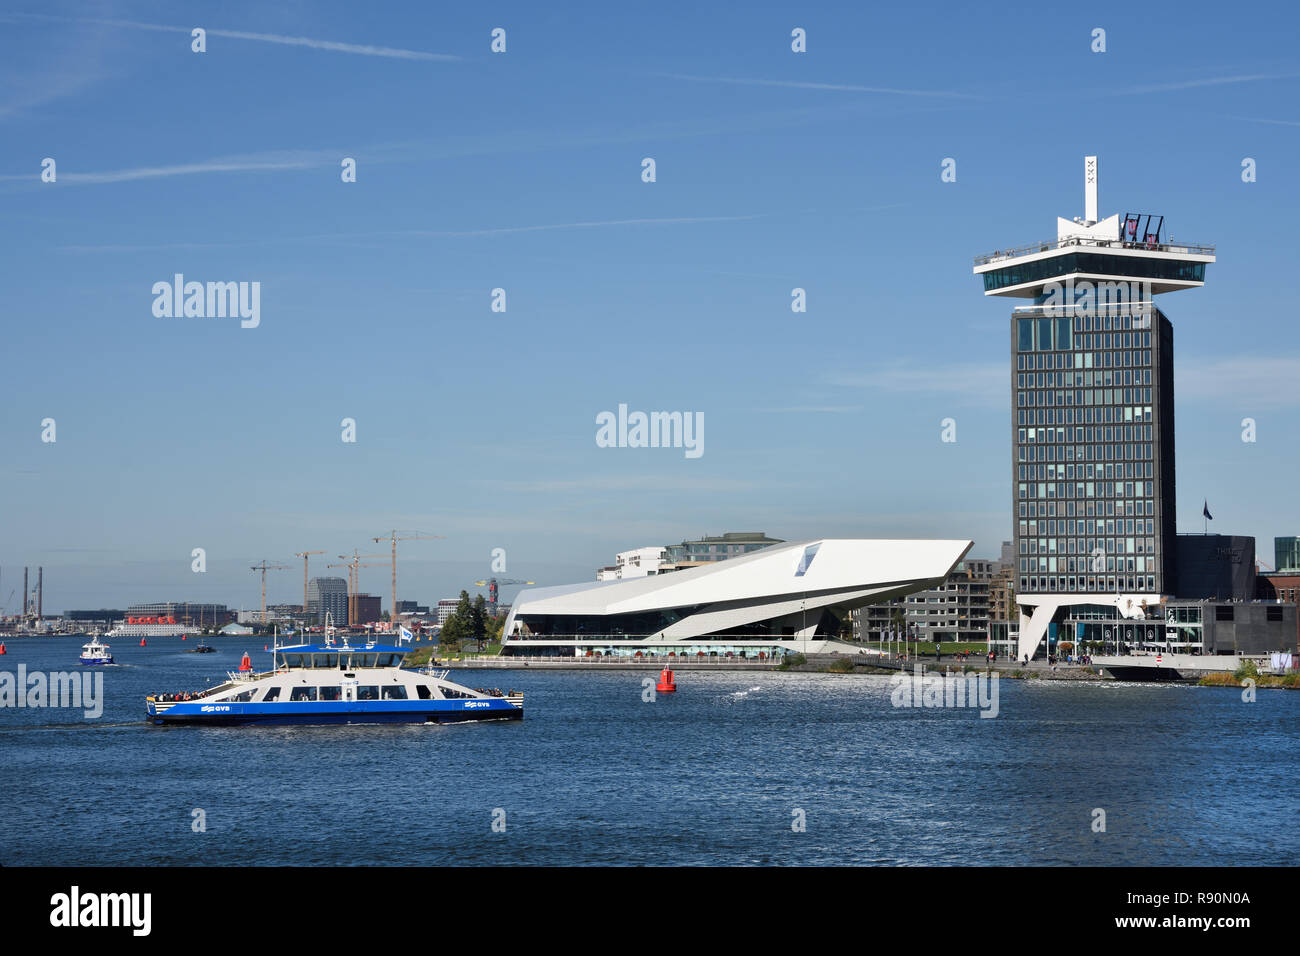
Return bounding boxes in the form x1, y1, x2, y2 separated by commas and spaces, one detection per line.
140, 638, 147, 646
181, 635, 187, 641
655, 667, 677, 694
239, 652, 252, 672
0, 643, 7, 655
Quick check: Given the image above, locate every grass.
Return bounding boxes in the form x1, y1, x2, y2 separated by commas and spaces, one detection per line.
1199, 671, 1299, 689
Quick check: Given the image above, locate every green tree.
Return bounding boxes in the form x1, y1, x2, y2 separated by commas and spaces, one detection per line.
471, 594, 488, 641
441, 590, 473, 645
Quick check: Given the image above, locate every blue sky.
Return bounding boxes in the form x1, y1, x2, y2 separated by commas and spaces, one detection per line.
2, 1, 1298, 612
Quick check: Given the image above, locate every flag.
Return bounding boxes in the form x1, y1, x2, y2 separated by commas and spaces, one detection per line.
1203, 500, 1213, 521
399, 626, 413, 644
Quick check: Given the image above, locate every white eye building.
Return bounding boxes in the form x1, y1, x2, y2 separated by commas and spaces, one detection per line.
500, 538, 973, 659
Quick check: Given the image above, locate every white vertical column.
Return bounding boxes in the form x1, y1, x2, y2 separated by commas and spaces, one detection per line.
1085, 155, 1098, 223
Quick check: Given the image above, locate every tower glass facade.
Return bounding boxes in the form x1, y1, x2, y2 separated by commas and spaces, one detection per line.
1012, 298, 1176, 597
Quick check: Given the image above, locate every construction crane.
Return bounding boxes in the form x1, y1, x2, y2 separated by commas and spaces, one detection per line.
473, 577, 535, 616
372, 531, 442, 631
330, 551, 389, 625
295, 550, 327, 618
249, 560, 291, 624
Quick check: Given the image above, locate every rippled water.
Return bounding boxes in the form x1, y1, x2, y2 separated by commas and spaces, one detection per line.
1, 636, 1296, 865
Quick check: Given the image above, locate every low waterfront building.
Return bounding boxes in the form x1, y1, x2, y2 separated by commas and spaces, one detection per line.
502, 538, 973, 658
853, 558, 997, 644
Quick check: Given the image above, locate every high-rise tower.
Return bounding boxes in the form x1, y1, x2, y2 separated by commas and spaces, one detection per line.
973, 157, 1215, 660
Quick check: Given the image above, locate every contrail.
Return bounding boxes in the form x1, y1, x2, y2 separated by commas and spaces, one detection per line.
659, 72, 981, 99
55, 158, 318, 185
2, 14, 460, 61
1112, 71, 1300, 94
406, 215, 765, 237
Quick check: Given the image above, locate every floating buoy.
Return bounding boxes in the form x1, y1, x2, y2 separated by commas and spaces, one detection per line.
655, 667, 677, 694
0, 642, 7, 655
140, 638, 147, 646
264, 645, 268, 651
239, 652, 252, 672
181, 635, 187, 641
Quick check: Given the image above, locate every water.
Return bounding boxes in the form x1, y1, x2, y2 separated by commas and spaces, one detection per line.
1, 635, 1296, 865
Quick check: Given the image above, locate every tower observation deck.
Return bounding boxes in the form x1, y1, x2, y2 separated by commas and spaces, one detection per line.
974, 156, 1214, 298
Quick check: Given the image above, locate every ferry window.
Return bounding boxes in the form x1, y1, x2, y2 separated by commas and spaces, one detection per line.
282, 655, 304, 668
354, 654, 377, 668
319, 686, 342, 701
382, 686, 408, 700
289, 686, 318, 701
260, 687, 281, 702
229, 690, 255, 703
416, 686, 432, 700
379, 654, 401, 667
356, 685, 379, 701
313, 654, 339, 668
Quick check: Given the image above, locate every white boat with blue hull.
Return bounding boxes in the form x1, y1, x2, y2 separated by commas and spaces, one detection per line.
79, 637, 114, 666
145, 640, 523, 726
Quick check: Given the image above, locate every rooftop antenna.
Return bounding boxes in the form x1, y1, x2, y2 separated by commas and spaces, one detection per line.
1085, 155, 1098, 225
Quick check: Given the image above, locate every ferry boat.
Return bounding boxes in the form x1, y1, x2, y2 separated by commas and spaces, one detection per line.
145, 640, 524, 726
79, 637, 114, 666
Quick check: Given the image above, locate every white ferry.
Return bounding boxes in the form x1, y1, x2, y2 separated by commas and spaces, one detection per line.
145, 639, 523, 726
79, 636, 114, 666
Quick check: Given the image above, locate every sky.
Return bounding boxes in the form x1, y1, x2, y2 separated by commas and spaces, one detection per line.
2, 0, 1299, 613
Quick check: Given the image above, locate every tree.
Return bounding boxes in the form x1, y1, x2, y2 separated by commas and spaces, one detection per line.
470, 594, 488, 641
441, 590, 474, 645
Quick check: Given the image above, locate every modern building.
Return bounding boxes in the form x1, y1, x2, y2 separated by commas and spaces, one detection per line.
596, 546, 669, 581
306, 577, 349, 626
976, 156, 1227, 660
665, 532, 784, 565
854, 558, 996, 643
396, 601, 430, 615
1275, 536, 1300, 573
501, 538, 973, 658
1174, 535, 1256, 602
436, 599, 460, 625
353, 594, 382, 624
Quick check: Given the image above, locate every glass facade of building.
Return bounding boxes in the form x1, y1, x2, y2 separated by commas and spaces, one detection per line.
1275, 536, 1300, 573
1012, 303, 1176, 596
982, 252, 1206, 293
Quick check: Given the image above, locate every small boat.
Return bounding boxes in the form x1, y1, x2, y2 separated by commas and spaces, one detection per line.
145, 638, 524, 726
189, 640, 216, 654
79, 637, 114, 666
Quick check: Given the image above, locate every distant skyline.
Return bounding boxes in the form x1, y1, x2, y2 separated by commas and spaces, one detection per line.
3, 1, 1299, 613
